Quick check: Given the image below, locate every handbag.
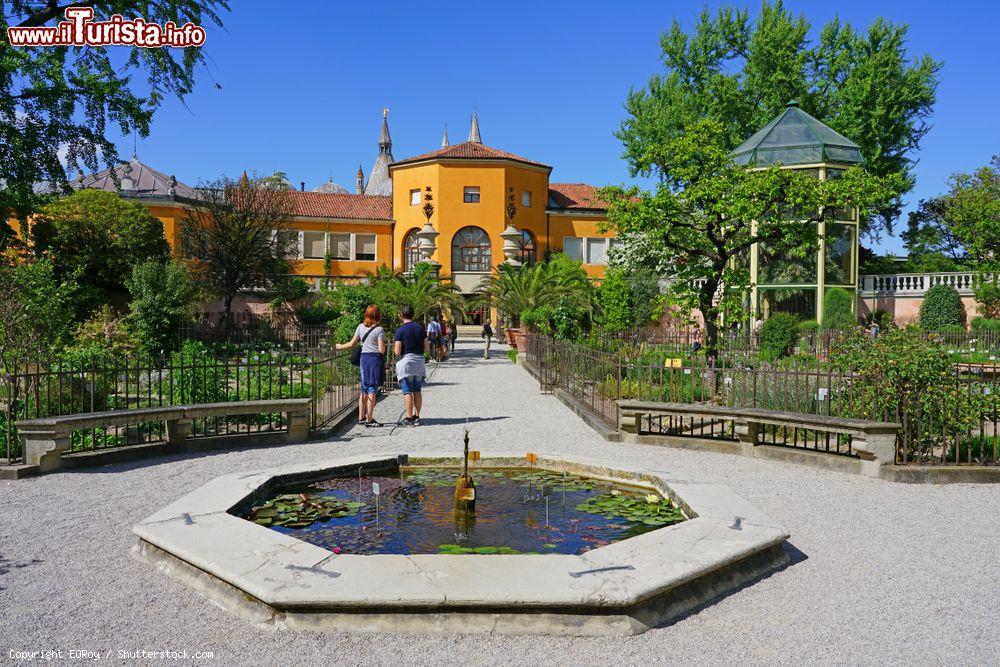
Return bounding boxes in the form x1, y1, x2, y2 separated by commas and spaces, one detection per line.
350, 326, 375, 366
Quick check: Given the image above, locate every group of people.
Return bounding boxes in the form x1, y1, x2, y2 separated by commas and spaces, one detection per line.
426, 317, 457, 361
337, 307, 498, 429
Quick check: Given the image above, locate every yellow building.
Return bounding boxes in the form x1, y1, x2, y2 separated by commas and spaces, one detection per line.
56, 111, 615, 318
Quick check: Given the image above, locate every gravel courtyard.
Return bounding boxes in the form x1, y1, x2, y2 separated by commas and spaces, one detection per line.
2, 339, 999, 666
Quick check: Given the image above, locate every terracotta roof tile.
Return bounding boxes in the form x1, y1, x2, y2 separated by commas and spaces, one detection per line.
287, 191, 391, 220
547, 183, 607, 211
391, 141, 550, 169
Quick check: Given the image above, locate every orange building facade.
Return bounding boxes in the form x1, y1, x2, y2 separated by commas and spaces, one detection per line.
50, 111, 616, 304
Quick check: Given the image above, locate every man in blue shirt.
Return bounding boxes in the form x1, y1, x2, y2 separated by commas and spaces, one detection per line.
427, 316, 442, 361
393, 305, 428, 426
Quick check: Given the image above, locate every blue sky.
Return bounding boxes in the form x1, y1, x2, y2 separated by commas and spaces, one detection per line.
120, 0, 999, 254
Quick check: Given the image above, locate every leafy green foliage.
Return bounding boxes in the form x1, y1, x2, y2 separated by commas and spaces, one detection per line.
760, 313, 801, 360
970, 317, 1000, 332
156, 341, 228, 404
616, 1, 940, 235
472, 254, 593, 333
831, 328, 988, 453
822, 288, 857, 331
0, 2, 229, 220
597, 267, 632, 331
126, 260, 197, 355
72, 304, 138, 357
601, 118, 896, 355
249, 493, 363, 528
0, 258, 78, 356
179, 175, 299, 326
919, 284, 966, 330
32, 190, 170, 319
973, 280, 1000, 320
943, 156, 999, 271
295, 302, 338, 326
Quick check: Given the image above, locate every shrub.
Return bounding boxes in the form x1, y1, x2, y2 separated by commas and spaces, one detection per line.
919, 284, 966, 330
821, 288, 857, 331
597, 267, 632, 332
797, 320, 819, 335
760, 313, 801, 360
973, 279, 1000, 319
971, 316, 1000, 332
125, 260, 196, 356
866, 309, 896, 330
506, 349, 518, 363
296, 302, 338, 326
158, 341, 228, 405
937, 324, 966, 335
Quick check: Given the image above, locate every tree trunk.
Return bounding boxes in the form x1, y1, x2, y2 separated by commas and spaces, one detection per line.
699, 279, 721, 362
222, 293, 234, 341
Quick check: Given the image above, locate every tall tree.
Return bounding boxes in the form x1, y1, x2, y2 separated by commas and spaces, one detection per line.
178, 175, 299, 329
0, 1, 229, 223
900, 197, 966, 271
618, 1, 940, 236
601, 119, 896, 357
31, 188, 170, 319
944, 156, 1000, 268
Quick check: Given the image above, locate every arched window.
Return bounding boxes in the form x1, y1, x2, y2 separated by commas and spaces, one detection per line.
451, 226, 492, 272
403, 228, 422, 271
516, 229, 537, 266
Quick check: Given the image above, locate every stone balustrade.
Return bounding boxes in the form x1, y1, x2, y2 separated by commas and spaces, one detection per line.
859, 271, 987, 297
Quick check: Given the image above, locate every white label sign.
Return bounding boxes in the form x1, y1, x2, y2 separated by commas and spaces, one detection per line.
372, 482, 380, 495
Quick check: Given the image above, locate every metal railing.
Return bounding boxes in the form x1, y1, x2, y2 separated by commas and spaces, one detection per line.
0, 348, 385, 466
523, 333, 1000, 466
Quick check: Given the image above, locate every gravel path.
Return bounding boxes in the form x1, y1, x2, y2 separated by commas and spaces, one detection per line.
2, 340, 999, 665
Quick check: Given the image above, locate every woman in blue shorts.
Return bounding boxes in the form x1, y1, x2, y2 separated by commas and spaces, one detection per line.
336, 304, 386, 427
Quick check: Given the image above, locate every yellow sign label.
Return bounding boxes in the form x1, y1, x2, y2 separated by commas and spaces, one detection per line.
467, 450, 481, 462
525, 452, 538, 465
664, 358, 683, 368
456, 487, 476, 501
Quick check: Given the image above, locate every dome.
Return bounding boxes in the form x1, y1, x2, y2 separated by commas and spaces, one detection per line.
313, 179, 350, 194
732, 101, 863, 168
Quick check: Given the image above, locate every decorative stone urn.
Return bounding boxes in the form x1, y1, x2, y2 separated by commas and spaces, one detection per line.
416, 222, 441, 272
500, 224, 522, 267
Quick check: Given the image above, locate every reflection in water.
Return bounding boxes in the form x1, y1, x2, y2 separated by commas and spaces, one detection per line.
235, 468, 685, 555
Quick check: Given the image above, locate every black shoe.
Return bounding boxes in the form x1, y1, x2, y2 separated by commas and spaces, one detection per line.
411, 417, 422, 426
365, 420, 383, 428
400, 416, 416, 426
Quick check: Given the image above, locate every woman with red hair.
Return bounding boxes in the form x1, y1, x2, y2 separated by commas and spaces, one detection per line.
336, 304, 386, 427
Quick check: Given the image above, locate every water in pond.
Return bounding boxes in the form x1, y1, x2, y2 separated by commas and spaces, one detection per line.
233, 467, 685, 555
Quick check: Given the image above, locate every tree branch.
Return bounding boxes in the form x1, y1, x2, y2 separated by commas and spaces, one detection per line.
17, 1, 99, 28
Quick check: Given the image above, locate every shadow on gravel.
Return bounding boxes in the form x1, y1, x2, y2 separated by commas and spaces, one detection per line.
0, 553, 44, 591
414, 416, 510, 426
650, 541, 808, 630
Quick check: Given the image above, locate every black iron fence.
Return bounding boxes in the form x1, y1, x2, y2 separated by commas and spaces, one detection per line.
180, 312, 336, 351
523, 334, 1000, 466
0, 348, 388, 466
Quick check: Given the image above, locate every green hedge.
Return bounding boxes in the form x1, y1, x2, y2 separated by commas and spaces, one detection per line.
822, 288, 857, 331
760, 313, 800, 360
919, 284, 966, 330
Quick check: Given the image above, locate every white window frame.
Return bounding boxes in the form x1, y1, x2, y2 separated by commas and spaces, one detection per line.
330, 232, 352, 261
302, 230, 327, 259
563, 236, 615, 265
463, 186, 480, 204
409, 189, 421, 206
354, 233, 377, 262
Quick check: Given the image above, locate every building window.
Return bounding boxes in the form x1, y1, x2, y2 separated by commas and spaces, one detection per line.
303, 231, 326, 259
562, 236, 615, 265
463, 186, 480, 204
521, 190, 531, 207
273, 230, 299, 259
517, 229, 537, 266
563, 237, 583, 262
330, 233, 352, 260
586, 238, 608, 265
355, 233, 376, 262
403, 228, 422, 271
451, 226, 491, 272
409, 189, 421, 206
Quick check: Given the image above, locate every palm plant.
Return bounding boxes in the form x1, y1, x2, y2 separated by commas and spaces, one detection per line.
470, 259, 593, 328
387, 263, 465, 323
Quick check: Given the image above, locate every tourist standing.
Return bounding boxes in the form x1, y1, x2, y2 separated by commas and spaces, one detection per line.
427, 316, 442, 361
335, 304, 386, 427
394, 305, 428, 426
439, 319, 450, 360
481, 321, 493, 359
691, 323, 703, 355
448, 319, 458, 353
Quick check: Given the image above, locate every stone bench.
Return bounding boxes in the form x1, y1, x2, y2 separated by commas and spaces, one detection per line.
16, 399, 311, 473
618, 400, 901, 477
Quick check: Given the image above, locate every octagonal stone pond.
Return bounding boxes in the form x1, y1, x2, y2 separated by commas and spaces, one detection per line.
133, 453, 790, 636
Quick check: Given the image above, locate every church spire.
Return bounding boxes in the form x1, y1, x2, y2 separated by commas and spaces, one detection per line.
356, 165, 364, 195
467, 111, 482, 144
364, 108, 394, 196
441, 124, 450, 148
378, 107, 392, 155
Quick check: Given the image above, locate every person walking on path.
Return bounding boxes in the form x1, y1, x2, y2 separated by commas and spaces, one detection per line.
481, 321, 493, 359
448, 319, 458, 353
427, 316, 442, 361
439, 319, 450, 361
394, 304, 428, 426
335, 304, 386, 427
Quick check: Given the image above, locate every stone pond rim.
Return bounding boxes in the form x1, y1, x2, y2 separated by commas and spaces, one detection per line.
132, 453, 791, 636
